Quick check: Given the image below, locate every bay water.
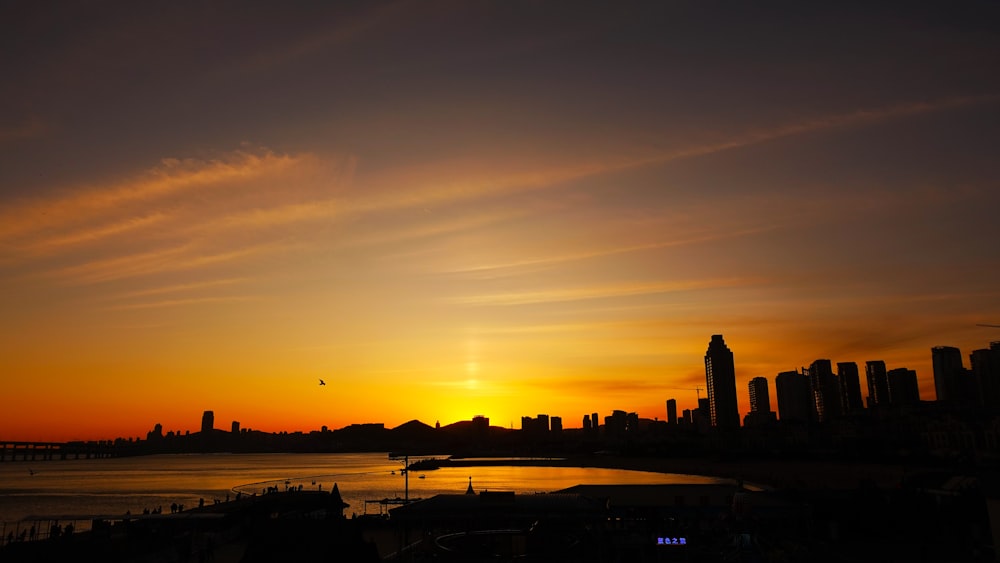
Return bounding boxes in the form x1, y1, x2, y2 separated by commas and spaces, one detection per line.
0, 452, 728, 527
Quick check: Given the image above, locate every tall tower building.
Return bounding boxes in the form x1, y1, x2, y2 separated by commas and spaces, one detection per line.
201, 410, 214, 433
748, 377, 771, 414
837, 362, 864, 412
932, 346, 966, 403
704, 334, 739, 430
865, 361, 890, 407
887, 368, 920, 405
808, 359, 841, 422
775, 370, 811, 423
971, 347, 1000, 411
666, 399, 678, 425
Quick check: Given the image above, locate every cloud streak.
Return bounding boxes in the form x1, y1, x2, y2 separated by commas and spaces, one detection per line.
330, 95, 997, 222
449, 278, 755, 306
113, 277, 250, 300
0, 149, 306, 244
437, 224, 784, 278
48, 242, 289, 285
106, 295, 262, 311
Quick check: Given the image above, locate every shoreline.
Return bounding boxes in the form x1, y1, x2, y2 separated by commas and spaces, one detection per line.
422, 454, 923, 491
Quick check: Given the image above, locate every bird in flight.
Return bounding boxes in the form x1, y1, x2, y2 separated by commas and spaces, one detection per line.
319, 379, 326, 386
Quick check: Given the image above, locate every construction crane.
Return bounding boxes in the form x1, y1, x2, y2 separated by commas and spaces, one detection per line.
666, 387, 704, 400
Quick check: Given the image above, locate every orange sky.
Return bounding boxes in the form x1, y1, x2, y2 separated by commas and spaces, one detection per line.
1, 2, 999, 441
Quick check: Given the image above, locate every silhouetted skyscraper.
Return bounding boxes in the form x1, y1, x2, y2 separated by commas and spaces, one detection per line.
521, 414, 547, 435
808, 359, 841, 422
775, 370, 811, 423
837, 362, 863, 413
605, 410, 629, 437
705, 335, 739, 430
971, 347, 1000, 411
865, 360, 889, 407
932, 346, 966, 403
550, 416, 562, 432
201, 410, 214, 433
666, 398, 677, 424
887, 368, 920, 405
745, 376, 776, 427
231, 420, 240, 434
748, 377, 771, 414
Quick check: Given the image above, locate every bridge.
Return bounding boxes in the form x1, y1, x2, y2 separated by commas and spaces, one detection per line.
0, 441, 118, 461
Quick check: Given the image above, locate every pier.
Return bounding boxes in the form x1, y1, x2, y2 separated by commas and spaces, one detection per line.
0, 441, 117, 462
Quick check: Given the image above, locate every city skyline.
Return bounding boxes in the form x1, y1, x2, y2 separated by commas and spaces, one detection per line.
2, 2, 999, 441
12, 334, 1000, 443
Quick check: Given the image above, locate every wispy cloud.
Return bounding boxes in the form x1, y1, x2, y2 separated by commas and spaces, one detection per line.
0, 148, 354, 289
0, 149, 306, 243
105, 295, 262, 311
49, 242, 289, 284
348, 96, 997, 216
437, 224, 782, 278
345, 205, 541, 248
449, 278, 755, 306
23, 212, 169, 252
47, 244, 193, 284
234, 2, 418, 75
113, 277, 250, 300
624, 95, 999, 170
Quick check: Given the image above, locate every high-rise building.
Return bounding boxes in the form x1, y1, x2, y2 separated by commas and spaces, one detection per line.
604, 410, 629, 437
201, 410, 214, 433
838, 362, 864, 413
775, 370, 811, 423
932, 346, 966, 403
971, 347, 1000, 411
887, 368, 920, 405
865, 361, 890, 407
521, 416, 534, 432
537, 414, 549, 432
472, 415, 489, 435
748, 377, 771, 413
745, 376, 776, 427
666, 399, 677, 425
704, 334, 739, 430
807, 359, 841, 422
550, 416, 563, 432
591, 413, 599, 431
231, 420, 240, 434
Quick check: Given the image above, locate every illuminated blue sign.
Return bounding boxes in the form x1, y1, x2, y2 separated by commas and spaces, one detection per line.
656, 537, 687, 545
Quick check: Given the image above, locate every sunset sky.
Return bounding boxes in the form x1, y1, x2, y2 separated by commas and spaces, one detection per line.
2, 1, 999, 441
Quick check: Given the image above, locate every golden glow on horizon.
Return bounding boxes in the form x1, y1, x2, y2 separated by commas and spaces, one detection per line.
2, 10, 998, 443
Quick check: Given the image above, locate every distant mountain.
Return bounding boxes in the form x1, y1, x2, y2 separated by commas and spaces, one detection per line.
439, 420, 474, 432
392, 419, 433, 432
